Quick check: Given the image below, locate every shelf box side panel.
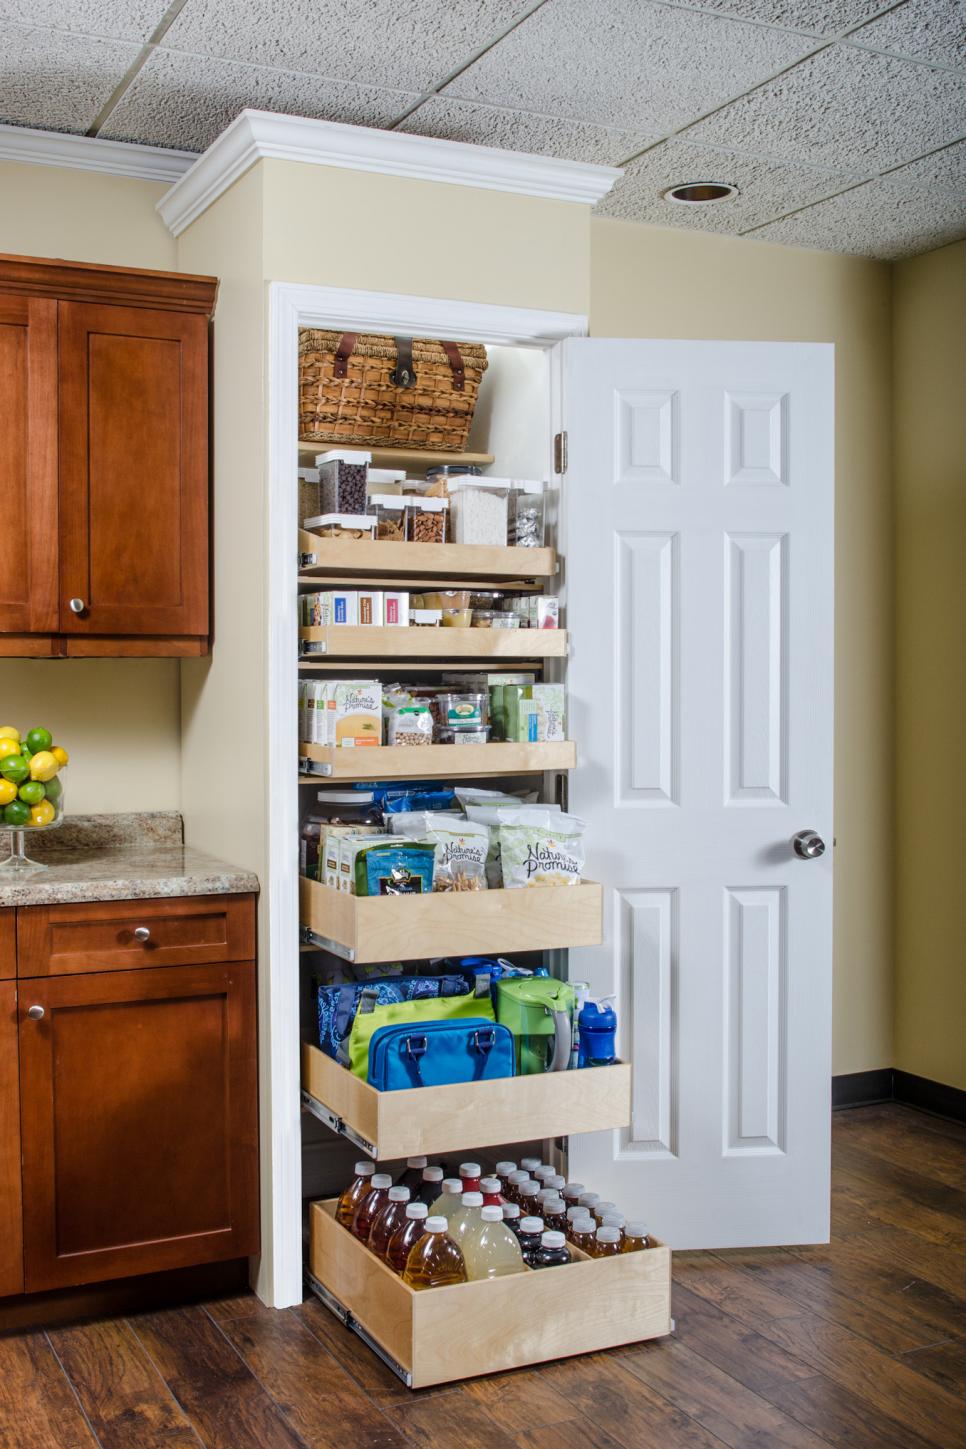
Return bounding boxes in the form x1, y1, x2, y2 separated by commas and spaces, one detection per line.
309, 1202, 414, 1372
299, 740, 577, 781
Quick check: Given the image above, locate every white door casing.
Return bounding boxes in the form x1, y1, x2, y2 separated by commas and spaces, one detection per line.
561, 339, 834, 1249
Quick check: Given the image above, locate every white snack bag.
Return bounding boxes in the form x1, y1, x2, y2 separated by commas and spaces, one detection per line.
498, 807, 585, 889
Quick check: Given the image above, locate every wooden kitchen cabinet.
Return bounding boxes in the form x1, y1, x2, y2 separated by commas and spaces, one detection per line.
0, 254, 217, 658
0, 980, 23, 1297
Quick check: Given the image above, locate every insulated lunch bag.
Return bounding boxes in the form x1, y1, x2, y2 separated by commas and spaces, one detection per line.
368, 1018, 515, 1091
347, 990, 495, 1080
316, 974, 470, 1062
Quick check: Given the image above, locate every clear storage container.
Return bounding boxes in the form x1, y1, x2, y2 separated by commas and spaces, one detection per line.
303, 513, 377, 540
368, 495, 408, 542
316, 450, 371, 514
447, 479, 509, 546
407, 497, 449, 544
508, 482, 546, 548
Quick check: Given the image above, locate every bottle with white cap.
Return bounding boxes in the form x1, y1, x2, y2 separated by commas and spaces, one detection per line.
386, 1201, 429, 1274
351, 1172, 393, 1243
458, 1161, 482, 1193
368, 1185, 412, 1261
568, 1215, 597, 1253
416, 1164, 444, 1205
623, 1220, 651, 1253
533, 1164, 556, 1185
591, 1225, 623, 1259
460, 1204, 525, 1280
336, 1160, 375, 1229
593, 1200, 619, 1223
448, 1190, 484, 1247
517, 1215, 545, 1265
501, 1201, 522, 1236
519, 1156, 542, 1175
398, 1156, 428, 1192
494, 1160, 517, 1192
532, 1229, 571, 1268
428, 1177, 465, 1219
542, 1196, 568, 1233
402, 1215, 467, 1289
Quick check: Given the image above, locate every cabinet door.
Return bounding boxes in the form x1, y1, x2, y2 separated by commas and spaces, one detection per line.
0, 294, 57, 635
20, 962, 258, 1291
58, 301, 208, 638
0, 980, 23, 1296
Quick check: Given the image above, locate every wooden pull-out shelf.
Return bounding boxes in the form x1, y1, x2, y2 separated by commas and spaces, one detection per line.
301, 1042, 630, 1159
300, 878, 603, 962
299, 740, 576, 780
299, 625, 566, 659
309, 1200, 671, 1388
298, 533, 557, 582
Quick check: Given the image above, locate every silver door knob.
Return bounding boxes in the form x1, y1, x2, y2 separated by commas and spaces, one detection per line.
792, 829, 826, 859
26, 1005, 45, 1020
69, 598, 86, 614
133, 926, 151, 942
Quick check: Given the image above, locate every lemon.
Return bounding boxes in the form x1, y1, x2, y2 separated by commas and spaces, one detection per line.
0, 780, 16, 806
28, 751, 58, 783
51, 746, 69, 767
29, 800, 55, 828
0, 727, 20, 743
0, 739, 19, 761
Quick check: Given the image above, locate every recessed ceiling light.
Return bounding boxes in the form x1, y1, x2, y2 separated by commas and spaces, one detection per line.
663, 181, 738, 205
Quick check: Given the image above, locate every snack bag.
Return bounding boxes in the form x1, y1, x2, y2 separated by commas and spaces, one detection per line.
498, 807, 585, 889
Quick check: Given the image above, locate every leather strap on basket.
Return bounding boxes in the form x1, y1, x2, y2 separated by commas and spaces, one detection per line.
440, 339, 466, 392
332, 332, 357, 379
389, 336, 417, 389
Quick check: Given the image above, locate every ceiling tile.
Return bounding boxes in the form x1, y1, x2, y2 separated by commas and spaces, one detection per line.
596, 138, 863, 231
667, 0, 893, 37
99, 48, 418, 151
687, 42, 966, 171
0, 0, 170, 43
0, 23, 141, 133
443, 0, 815, 133
747, 173, 966, 256
880, 135, 966, 191
161, 0, 534, 92
847, 0, 966, 70
397, 97, 649, 165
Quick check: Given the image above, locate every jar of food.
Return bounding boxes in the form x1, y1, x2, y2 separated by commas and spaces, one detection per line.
300, 813, 326, 878
368, 495, 407, 542
425, 465, 482, 488
491, 612, 522, 629
303, 513, 377, 541
314, 790, 382, 826
435, 726, 491, 745
316, 450, 370, 515
407, 497, 449, 544
421, 590, 471, 610
441, 608, 473, 627
432, 693, 488, 729
472, 609, 497, 628
298, 467, 321, 527
447, 479, 509, 547
508, 481, 546, 548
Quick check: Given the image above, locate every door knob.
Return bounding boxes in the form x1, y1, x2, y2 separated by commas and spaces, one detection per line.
133, 926, 151, 942
68, 598, 86, 615
26, 1005, 45, 1020
792, 829, 826, 859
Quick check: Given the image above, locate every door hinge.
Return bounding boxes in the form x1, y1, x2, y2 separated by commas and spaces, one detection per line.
554, 431, 568, 475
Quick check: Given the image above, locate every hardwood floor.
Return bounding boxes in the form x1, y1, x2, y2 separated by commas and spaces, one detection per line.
2, 1103, 965, 1449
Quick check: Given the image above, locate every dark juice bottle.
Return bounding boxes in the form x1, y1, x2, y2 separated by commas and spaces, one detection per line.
368, 1186, 411, 1261
502, 1202, 522, 1237
517, 1215, 545, 1265
480, 1176, 504, 1207
543, 1198, 568, 1233
561, 1182, 586, 1207
532, 1230, 571, 1268
417, 1165, 444, 1205
352, 1172, 392, 1243
386, 1203, 428, 1274
568, 1216, 597, 1253
336, 1160, 375, 1229
495, 1160, 517, 1194
459, 1161, 482, 1194
504, 1170, 529, 1204
402, 1216, 467, 1290
398, 1156, 428, 1192
518, 1182, 541, 1216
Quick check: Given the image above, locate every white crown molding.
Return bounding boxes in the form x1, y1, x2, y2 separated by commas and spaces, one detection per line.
157, 109, 622, 237
0, 121, 195, 184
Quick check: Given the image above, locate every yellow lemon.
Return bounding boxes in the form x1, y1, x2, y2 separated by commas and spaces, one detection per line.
0, 779, 16, 806
51, 746, 69, 767
0, 739, 20, 761
29, 800, 55, 828
28, 751, 58, 783
0, 727, 20, 743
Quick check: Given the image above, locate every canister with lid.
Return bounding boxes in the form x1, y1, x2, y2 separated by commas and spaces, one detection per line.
315, 449, 371, 515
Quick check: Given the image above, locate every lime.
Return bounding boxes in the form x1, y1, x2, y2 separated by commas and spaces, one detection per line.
28, 751, 58, 783
3, 800, 30, 827
44, 776, 62, 802
0, 780, 15, 807
0, 739, 19, 761
26, 727, 52, 754
18, 781, 45, 806
19, 743, 32, 760
0, 756, 29, 785
29, 800, 55, 828
0, 727, 20, 743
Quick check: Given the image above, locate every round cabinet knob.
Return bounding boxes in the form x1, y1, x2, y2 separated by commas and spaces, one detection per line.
26, 1005, 45, 1020
133, 926, 151, 942
69, 598, 86, 615
792, 829, 826, 859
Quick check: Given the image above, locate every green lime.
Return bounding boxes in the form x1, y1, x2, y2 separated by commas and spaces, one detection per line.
0, 756, 28, 785
3, 800, 30, 827
19, 743, 32, 760
25, 727, 52, 754
18, 781, 45, 806
44, 776, 62, 802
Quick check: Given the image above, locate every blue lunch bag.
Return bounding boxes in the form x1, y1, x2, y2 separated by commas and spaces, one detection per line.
368, 1018, 516, 1091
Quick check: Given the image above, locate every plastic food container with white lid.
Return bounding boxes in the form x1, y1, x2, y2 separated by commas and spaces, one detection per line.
368, 494, 408, 542
407, 497, 449, 543
315, 449, 371, 515
303, 513, 377, 540
447, 478, 509, 546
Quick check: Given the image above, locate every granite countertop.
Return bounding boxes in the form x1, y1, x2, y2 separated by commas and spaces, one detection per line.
0, 813, 259, 908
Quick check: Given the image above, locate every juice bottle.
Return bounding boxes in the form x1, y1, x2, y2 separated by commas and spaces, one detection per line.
461, 1205, 525, 1281
534, 1164, 556, 1185
504, 1170, 529, 1203
351, 1172, 392, 1243
448, 1191, 484, 1248
531, 1230, 571, 1269
416, 1165, 444, 1204
480, 1176, 504, 1206
518, 1182, 542, 1215
398, 1156, 428, 1192
336, 1160, 375, 1228
543, 1197, 568, 1233
519, 1157, 542, 1176
459, 1162, 482, 1194
501, 1201, 522, 1236
578, 1192, 600, 1214
402, 1216, 467, 1290
368, 1186, 411, 1261
545, 1174, 566, 1197
600, 1212, 626, 1244
561, 1182, 586, 1207
494, 1160, 517, 1193
517, 1216, 545, 1265
590, 1225, 623, 1259
386, 1202, 429, 1274
593, 1201, 619, 1223
566, 1205, 586, 1227
429, 1178, 464, 1219
623, 1220, 651, 1252
568, 1216, 597, 1253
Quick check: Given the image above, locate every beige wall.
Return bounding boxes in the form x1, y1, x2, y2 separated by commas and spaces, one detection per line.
0, 160, 183, 815
893, 239, 966, 1092
590, 220, 895, 1077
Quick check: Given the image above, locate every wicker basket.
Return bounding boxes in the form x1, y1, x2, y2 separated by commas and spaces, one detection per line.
298, 331, 489, 453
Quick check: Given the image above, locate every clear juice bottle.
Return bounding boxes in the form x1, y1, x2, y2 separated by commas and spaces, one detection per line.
501, 1202, 522, 1236
459, 1162, 482, 1194
480, 1176, 504, 1207
504, 1170, 529, 1204
351, 1172, 392, 1243
517, 1215, 545, 1265
402, 1216, 467, 1290
590, 1225, 623, 1259
336, 1160, 375, 1228
568, 1216, 597, 1253
368, 1186, 411, 1261
531, 1230, 571, 1269
429, 1177, 465, 1219
416, 1165, 444, 1205
623, 1220, 651, 1252
386, 1202, 428, 1274
448, 1191, 484, 1248
398, 1156, 428, 1192
461, 1205, 525, 1281
494, 1160, 517, 1193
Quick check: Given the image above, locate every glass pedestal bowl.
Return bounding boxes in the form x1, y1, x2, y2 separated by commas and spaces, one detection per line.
0, 783, 65, 873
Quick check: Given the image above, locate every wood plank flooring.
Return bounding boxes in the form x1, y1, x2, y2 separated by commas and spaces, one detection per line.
2, 1103, 965, 1449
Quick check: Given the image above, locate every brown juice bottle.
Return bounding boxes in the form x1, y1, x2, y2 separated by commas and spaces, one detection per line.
402, 1215, 467, 1289
386, 1202, 428, 1274
590, 1225, 623, 1258
623, 1220, 651, 1252
351, 1172, 392, 1243
368, 1186, 411, 1261
568, 1216, 597, 1253
336, 1160, 375, 1229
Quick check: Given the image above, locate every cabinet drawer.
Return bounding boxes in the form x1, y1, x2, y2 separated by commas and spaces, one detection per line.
0, 910, 14, 979
17, 893, 255, 976
309, 1199, 671, 1388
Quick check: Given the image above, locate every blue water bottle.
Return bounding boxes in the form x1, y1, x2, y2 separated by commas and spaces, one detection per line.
577, 996, 618, 1067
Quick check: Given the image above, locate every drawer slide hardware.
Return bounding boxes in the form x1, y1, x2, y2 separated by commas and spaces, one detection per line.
300, 1089, 376, 1157
305, 1270, 412, 1386
300, 925, 354, 962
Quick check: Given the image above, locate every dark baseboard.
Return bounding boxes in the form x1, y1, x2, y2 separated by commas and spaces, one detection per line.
832, 1067, 966, 1124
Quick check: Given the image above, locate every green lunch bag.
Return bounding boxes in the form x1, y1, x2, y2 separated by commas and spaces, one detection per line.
347, 989, 495, 1081
494, 977, 576, 1075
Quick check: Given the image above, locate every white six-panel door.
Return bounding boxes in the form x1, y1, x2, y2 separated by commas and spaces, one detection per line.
560, 339, 834, 1248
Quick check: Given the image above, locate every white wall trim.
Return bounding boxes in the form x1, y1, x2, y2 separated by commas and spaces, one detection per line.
159, 109, 622, 237
263, 280, 586, 1309
0, 121, 195, 183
